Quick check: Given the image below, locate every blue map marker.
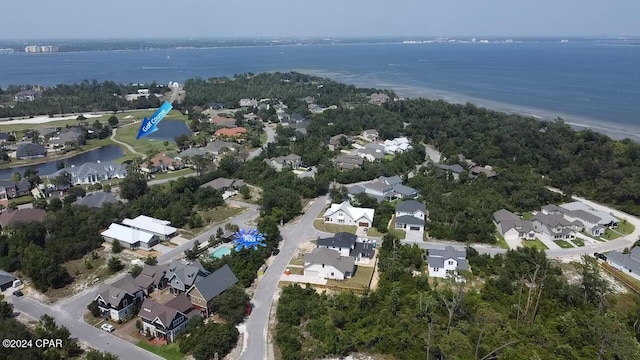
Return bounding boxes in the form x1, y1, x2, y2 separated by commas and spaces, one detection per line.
233, 229, 267, 251
136, 101, 173, 139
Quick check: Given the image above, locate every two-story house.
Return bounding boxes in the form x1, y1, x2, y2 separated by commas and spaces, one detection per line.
394, 200, 427, 234
303, 248, 355, 281
139, 294, 195, 343
264, 154, 303, 171
134, 264, 169, 295
164, 260, 209, 295
186, 264, 238, 317
428, 246, 468, 280
316, 232, 375, 261
94, 275, 144, 321
0, 179, 31, 208
49, 161, 127, 185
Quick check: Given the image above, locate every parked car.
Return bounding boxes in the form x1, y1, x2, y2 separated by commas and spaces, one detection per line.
272, 248, 280, 256
12, 290, 23, 297
594, 252, 608, 261
101, 324, 115, 333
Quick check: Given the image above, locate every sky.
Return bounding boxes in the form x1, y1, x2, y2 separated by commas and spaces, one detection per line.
1, 0, 639, 39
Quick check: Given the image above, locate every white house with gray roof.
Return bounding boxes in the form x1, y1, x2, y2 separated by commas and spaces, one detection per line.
304, 248, 355, 281
395, 200, 427, 233
541, 204, 606, 237
493, 209, 536, 241
264, 154, 303, 171
559, 201, 619, 229
607, 248, 640, 281
347, 176, 418, 202
324, 201, 375, 228
532, 211, 582, 242
428, 246, 468, 281
49, 161, 127, 185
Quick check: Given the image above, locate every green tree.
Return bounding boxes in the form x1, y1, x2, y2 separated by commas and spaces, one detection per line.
48, 197, 63, 211
107, 116, 119, 127
119, 172, 149, 200
129, 264, 143, 278
111, 240, 123, 254
108, 257, 124, 272
211, 286, 250, 324
86, 350, 119, 360
87, 300, 101, 317
10, 172, 21, 182
144, 256, 158, 265
239, 185, 251, 199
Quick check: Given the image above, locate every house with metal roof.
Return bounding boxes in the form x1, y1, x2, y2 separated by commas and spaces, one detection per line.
428, 246, 468, 280
304, 248, 355, 281
100, 223, 158, 250
187, 264, 238, 317
122, 215, 177, 241
608, 248, 640, 281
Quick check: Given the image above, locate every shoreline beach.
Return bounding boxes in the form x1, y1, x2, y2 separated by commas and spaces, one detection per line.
300, 69, 640, 142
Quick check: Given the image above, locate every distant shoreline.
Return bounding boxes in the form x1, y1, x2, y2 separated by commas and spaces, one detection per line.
300, 69, 640, 142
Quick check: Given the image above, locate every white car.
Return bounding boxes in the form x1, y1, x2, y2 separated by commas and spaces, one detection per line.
101, 323, 115, 333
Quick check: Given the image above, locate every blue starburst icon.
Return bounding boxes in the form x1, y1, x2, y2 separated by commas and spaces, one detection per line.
233, 228, 267, 251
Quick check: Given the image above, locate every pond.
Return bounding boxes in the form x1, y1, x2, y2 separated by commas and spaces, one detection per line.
0, 144, 124, 179
145, 120, 192, 141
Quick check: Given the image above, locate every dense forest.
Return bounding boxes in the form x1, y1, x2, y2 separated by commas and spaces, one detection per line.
0, 80, 166, 117
276, 236, 640, 359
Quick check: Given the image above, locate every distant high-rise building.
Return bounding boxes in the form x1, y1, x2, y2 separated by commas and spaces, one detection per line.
24, 45, 58, 53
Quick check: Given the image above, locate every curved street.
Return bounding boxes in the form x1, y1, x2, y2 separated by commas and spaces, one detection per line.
110, 122, 147, 160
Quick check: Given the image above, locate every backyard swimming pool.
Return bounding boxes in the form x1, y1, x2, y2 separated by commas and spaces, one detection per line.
209, 244, 232, 259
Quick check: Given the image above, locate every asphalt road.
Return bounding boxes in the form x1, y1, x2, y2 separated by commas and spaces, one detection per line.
247, 126, 276, 160
238, 195, 330, 360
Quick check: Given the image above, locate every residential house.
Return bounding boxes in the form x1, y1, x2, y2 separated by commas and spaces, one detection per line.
301, 96, 315, 104
122, 215, 177, 241
35, 127, 57, 139
0, 270, 17, 291
177, 147, 208, 159
437, 163, 465, 180
323, 201, 375, 228
333, 154, 364, 170
347, 176, 418, 202
289, 115, 310, 135
607, 248, 640, 281
304, 248, 355, 280
204, 141, 240, 156
73, 192, 118, 209
140, 154, 184, 174
200, 177, 245, 192
395, 200, 427, 233
0, 132, 11, 143
361, 129, 379, 142
532, 212, 582, 242
493, 209, 536, 241
559, 201, 619, 229
328, 134, 351, 151
0, 208, 46, 229
48, 128, 85, 150
14, 89, 42, 102
139, 294, 194, 343
134, 264, 169, 295
205, 102, 225, 110
164, 260, 209, 295
428, 246, 468, 280
94, 274, 144, 321
0, 179, 31, 207
100, 223, 159, 250
383, 137, 412, 154
187, 264, 238, 317
215, 127, 247, 138
469, 165, 498, 179
541, 204, 605, 237
49, 161, 127, 185
357, 143, 385, 162
316, 232, 375, 261
369, 92, 391, 105
264, 154, 303, 171
239, 98, 258, 107
209, 116, 237, 128
15, 143, 47, 160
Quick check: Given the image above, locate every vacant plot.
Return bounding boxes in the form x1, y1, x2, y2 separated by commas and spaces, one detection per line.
603, 229, 622, 240
616, 219, 635, 235
522, 239, 548, 250
554, 240, 574, 249
313, 219, 357, 234
137, 341, 183, 360
151, 168, 195, 181
572, 238, 585, 247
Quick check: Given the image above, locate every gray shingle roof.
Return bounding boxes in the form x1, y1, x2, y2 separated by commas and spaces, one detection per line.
396, 200, 427, 214
392, 184, 417, 197
74, 192, 118, 208
608, 249, 640, 276
428, 246, 467, 270
16, 143, 46, 158
379, 175, 403, 186
96, 274, 140, 306
437, 163, 465, 174
493, 209, 520, 222
351, 242, 375, 259
139, 294, 191, 328
165, 261, 209, 292
192, 264, 238, 301
178, 148, 208, 158
317, 232, 357, 249
395, 215, 425, 226
0, 270, 16, 287
304, 248, 355, 274
50, 161, 127, 183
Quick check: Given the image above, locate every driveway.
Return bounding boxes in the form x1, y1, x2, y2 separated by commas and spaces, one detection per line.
403, 229, 424, 242
169, 236, 190, 246
151, 244, 173, 254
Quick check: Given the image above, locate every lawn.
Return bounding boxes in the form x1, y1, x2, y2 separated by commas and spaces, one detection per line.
554, 240, 574, 249
603, 229, 622, 240
286, 267, 303, 275
190, 205, 246, 234
572, 238, 585, 247
581, 231, 606, 242
495, 232, 510, 249
327, 266, 375, 289
616, 219, 635, 235
521, 212, 534, 221
522, 239, 548, 250
151, 168, 195, 180
137, 341, 184, 360
8, 194, 34, 207
313, 219, 357, 234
